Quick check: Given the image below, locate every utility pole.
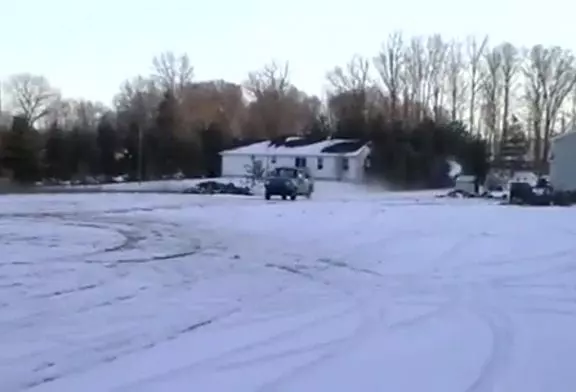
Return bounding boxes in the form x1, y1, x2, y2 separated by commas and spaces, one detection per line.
137, 122, 143, 184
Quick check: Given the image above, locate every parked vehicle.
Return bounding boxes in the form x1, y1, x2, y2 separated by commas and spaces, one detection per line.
482, 184, 509, 199
508, 176, 574, 206
453, 175, 477, 195
264, 167, 314, 200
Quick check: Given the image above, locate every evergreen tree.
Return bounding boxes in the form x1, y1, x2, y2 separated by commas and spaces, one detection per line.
68, 127, 99, 178
304, 115, 332, 139
199, 122, 226, 177
0, 116, 41, 183
365, 117, 490, 189
96, 117, 119, 177
44, 122, 70, 180
153, 91, 179, 176
122, 121, 143, 180
498, 116, 529, 172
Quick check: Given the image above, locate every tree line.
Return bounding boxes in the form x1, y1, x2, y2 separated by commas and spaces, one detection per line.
326, 34, 576, 168
1, 33, 574, 187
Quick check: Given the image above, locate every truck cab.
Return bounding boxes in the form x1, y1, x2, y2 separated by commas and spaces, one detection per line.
264, 167, 314, 200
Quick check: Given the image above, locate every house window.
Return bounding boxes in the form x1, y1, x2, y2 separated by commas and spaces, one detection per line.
342, 158, 349, 171
271, 155, 277, 164
295, 157, 307, 167
317, 157, 324, 170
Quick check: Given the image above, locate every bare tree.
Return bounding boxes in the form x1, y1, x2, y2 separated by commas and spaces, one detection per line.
523, 45, 545, 165
181, 80, 247, 137
426, 34, 448, 120
152, 52, 194, 97
466, 35, 489, 133
403, 36, 426, 121
114, 76, 162, 127
245, 61, 290, 99
326, 56, 373, 122
374, 31, 404, 120
446, 40, 466, 122
326, 55, 371, 93
480, 47, 503, 151
244, 61, 313, 138
74, 100, 107, 129
5, 73, 59, 126
499, 42, 519, 139
541, 47, 576, 163
521, 45, 576, 166
46, 98, 107, 130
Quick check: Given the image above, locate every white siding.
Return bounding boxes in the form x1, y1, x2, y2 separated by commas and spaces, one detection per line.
310, 156, 336, 180
273, 155, 301, 172
550, 132, 576, 191
221, 146, 370, 183
345, 156, 363, 182
221, 155, 251, 177
221, 154, 279, 177
339, 146, 370, 183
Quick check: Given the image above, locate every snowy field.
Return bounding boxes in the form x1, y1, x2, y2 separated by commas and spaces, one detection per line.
1, 184, 576, 391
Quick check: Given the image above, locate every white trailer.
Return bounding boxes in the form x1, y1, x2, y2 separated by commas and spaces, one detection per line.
550, 131, 576, 192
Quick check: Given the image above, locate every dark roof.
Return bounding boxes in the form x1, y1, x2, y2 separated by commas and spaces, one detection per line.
321, 140, 366, 154
268, 135, 326, 148
221, 136, 369, 156
229, 138, 266, 149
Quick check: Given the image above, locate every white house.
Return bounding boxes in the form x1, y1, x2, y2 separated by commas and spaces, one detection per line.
220, 137, 371, 183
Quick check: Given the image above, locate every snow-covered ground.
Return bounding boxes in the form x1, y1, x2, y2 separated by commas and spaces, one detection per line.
39, 177, 402, 197
1, 184, 576, 391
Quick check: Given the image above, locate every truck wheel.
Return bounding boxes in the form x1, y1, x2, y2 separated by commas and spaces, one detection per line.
290, 194, 297, 201
265, 193, 271, 200
281, 195, 287, 200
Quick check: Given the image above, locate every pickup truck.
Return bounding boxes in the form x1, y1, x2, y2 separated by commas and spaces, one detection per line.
264, 167, 314, 200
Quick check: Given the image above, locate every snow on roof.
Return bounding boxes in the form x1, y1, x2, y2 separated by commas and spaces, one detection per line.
220, 137, 368, 157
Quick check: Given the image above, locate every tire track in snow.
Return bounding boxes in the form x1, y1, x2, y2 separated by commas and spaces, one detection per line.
255, 300, 453, 392
119, 301, 361, 391
1, 215, 198, 316
245, 239, 460, 391
0, 216, 129, 268
465, 308, 514, 392
316, 257, 383, 277
0, 208, 217, 391
220, 300, 452, 376
21, 314, 228, 391
78, 217, 202, 265
115, 243, 383, 390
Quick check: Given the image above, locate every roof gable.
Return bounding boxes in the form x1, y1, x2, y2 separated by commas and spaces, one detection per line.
321, 140, 366, 153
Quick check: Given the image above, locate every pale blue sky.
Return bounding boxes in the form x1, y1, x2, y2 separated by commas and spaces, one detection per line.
1, 0, 573, 106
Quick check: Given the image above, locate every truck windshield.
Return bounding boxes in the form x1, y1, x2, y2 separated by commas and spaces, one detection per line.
272, 168, 297, 178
